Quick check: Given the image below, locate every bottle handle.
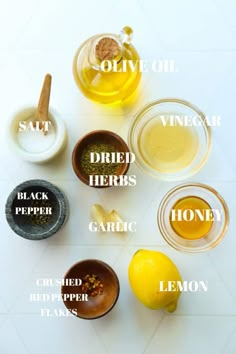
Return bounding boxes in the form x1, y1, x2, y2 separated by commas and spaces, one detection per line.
119, 26, 133, 45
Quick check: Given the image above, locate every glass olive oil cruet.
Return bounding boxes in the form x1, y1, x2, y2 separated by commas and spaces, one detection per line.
73, 26, 141, 104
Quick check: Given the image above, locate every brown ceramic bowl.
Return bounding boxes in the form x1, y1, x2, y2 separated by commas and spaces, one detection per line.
61, 259, 120, 319
72, 130, 130, 188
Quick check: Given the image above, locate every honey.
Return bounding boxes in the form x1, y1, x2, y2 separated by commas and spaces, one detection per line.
170, 196, 213, 240
73, 27, 141, 104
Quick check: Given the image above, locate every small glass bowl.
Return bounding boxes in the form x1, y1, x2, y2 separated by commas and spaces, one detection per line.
157, 183, 229, 253
128, 98, 211, 181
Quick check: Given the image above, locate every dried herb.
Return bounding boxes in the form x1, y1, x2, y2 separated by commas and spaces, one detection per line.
81, 143, 121, 175
81, 274, 104, 297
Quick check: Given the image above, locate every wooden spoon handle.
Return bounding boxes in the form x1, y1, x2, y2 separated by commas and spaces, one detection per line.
36, 73, 52, 135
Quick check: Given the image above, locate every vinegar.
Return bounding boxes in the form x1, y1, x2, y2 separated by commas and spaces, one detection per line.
138, 115, 199, 173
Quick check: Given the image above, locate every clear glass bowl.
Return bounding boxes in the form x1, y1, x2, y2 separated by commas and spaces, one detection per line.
157, 183, 229, 253
128, 98, 211, 181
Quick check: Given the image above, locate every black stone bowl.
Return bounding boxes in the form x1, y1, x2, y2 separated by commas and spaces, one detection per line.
5, 179, 69, 240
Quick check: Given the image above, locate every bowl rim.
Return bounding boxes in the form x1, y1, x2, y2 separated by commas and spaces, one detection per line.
157, 182, 230, 253
72, 129, 130, 188
7, 104, 67, 163
61, 258, 120, 319
128, 97, 212, 181
5, 179, 69, 240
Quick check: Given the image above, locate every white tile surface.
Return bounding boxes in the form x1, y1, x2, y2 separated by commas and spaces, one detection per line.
1, 0, 236, 353
12, 315, 107, 354
0, 318, 29, 354
145, 316, 236, 354
139, 0, 236, 51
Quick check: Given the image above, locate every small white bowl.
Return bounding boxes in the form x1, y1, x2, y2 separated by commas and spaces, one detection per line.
8, 105, 67, 163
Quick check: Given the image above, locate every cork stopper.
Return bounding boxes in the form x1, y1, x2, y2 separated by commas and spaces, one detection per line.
95, 37, 120, 61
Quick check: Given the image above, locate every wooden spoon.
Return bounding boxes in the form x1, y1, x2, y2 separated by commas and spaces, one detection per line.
34, 73, 52, 136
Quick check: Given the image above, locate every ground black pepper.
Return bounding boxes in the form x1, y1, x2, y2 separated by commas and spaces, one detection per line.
29, 200, 52, 226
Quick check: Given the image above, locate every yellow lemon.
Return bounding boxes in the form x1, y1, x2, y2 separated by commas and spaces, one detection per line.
128, 249, 182, 312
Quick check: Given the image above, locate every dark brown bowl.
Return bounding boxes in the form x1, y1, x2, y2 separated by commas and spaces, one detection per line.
61, 259, 120, 319
72, 130, 130, 188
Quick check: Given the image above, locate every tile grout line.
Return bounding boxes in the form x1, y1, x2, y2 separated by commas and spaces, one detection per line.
9, 244, 49, 316
221, 323, 236, 354
142, 312, 166, 354
91, 322, 110, 354
207, 252, 236, 309
10, 317, 31, 354
44, 243, 170, 247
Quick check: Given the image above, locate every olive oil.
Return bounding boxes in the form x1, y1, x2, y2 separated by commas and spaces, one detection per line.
73, 27, 141, 104
76, 49, 141, 103
170, 196, 213, 240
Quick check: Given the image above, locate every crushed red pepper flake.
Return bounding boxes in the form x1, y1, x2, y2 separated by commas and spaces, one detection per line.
81, 274, 104, 297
